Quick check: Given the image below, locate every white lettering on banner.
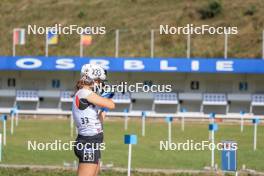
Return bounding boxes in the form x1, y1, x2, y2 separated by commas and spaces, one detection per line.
11, 57, 241, 72
160, 60, 177, 71
124, 60, 144, 70
16, 58, 42, 69
191, 60, 199, 71
89, 59, 109, 69
216, 61, 234, 71
56, 59, 75, 69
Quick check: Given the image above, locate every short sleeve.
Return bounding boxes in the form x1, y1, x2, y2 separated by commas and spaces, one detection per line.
78, 89, 93, 98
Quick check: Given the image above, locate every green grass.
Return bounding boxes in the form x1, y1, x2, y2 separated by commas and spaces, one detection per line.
0, 0, 263, 58
1, 118, 264, 173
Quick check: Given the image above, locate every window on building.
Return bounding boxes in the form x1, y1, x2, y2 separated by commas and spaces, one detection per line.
7, 78, 16, 87
52, 79, 60, 88
239, 82, 248, 91
190, 81, 199, 90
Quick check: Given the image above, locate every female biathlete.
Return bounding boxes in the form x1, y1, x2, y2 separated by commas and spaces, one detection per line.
72, 64, 115, 176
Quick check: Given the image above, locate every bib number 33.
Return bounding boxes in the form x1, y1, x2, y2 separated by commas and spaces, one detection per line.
81, 117, 89, 125
83, 148, 95, 161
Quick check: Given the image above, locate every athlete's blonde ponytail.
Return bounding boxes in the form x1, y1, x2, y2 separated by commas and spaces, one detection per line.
72, 79, 92, 97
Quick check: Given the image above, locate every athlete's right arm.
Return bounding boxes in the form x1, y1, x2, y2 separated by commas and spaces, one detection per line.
86, 92, 115, 110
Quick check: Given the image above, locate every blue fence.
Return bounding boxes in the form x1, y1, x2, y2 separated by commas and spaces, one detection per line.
0, 56, 264, 73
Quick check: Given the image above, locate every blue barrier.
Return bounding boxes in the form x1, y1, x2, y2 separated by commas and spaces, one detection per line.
1, 115, 7, 121
240, 110, 245, 115
1, 56, 264, 73
252, 118, 260, 124
165, 116, 173, 123
209, 123, 218, 131
180, 108, 187, 113
124, 135, 137, 145
209, 113, 216, 119
141, 111, 146, 117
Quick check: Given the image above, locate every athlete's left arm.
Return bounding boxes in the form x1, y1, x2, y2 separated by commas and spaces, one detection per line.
98, 110, 106, 123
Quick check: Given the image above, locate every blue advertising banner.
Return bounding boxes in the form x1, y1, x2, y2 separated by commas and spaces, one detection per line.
0, 56, 263, 73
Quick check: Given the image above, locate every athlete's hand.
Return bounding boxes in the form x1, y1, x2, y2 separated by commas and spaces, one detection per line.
101, 91, 115, 99
99, 92, 114, 112
100, 107, 109, 112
